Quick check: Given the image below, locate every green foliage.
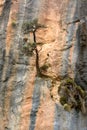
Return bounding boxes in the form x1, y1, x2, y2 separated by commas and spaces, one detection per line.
60, 96, 67, 105
64, 104, 71, 112
58, 77, 87, 114
11, 21, 17, 28
40, 64, 50, 72
22, 42, 36, 56
22, 18, 46, 34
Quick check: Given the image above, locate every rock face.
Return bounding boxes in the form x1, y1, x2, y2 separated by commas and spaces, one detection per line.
0, 0, 87, 130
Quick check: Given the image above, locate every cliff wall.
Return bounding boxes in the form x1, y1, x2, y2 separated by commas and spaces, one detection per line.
0, 0, 87, 130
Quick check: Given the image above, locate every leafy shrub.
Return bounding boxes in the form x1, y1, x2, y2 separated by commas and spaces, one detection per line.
58, 77, 87, 114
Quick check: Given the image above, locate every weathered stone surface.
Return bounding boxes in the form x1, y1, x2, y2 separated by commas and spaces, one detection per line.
0, 0, 87, 130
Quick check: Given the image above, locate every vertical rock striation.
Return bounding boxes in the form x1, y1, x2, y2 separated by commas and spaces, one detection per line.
0, 0, 87, 130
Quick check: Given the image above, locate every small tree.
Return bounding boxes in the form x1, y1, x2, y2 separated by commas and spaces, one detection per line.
22, 19, 46, 75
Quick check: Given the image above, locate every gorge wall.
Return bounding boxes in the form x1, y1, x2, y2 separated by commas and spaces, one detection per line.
0, 0, 87, 130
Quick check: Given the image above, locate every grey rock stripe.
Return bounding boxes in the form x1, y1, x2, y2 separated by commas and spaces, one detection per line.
54, 103, 87, 130
29, 77, 41, 130
61, 0, 79, 77
0, 0, 12, 81
0, 0, 12, 24
54, 104, 74, 130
